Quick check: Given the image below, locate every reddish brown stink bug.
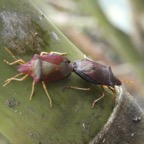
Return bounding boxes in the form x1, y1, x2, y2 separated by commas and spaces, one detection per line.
65, 56, 122, 107
3, 48, 72, 107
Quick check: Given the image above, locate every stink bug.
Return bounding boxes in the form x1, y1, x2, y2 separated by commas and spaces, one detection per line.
3, 48, 72, 107
65, 56, 122, 107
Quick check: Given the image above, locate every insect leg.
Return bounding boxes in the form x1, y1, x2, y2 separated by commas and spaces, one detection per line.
29, 80, 36, 100
84, 55, 92, 61
50, 52, 67, 56
42, 81, 52, 108
63, 86, 91, 91
40, 51, 66, 56
92, 86, 105, 108
3, 74, 28, 87
107, 86, 117, 99
107, 86, 116, 93
40, 52, 49, 56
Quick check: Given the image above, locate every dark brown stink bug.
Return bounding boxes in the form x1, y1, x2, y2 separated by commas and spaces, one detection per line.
3, 48, 72, 107
65, 56, 122, 107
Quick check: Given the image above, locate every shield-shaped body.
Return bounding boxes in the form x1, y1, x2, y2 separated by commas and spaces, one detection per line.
18, 54, 72, 83
73, 59, 121, 87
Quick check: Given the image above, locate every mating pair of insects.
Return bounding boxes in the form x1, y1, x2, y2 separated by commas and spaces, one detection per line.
3, 48, 122, 108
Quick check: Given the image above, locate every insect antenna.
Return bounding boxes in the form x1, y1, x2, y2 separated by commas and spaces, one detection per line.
3, 73, 28, 87
4, 48, 26, 65
5, 47, 17, 61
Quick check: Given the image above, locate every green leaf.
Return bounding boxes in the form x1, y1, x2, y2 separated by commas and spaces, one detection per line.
0, 0, 114, 143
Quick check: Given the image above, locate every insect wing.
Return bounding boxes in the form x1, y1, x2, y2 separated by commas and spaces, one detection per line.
87, 60, 116, 86
40, 54, 72, 82
73, 60, 115, 86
